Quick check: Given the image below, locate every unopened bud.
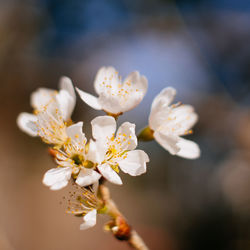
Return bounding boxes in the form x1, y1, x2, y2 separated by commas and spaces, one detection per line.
113, 216, 131, 241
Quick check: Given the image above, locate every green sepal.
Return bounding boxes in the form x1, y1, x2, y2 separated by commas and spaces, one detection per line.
98, 205, 108, 214
137, 126, 154, 141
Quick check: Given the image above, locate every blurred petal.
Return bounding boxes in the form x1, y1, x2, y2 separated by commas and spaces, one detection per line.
94, 66, 119, 95
17, 112, 38, 136
149, 87, 176, 130
154, 131, 180, 155
80, 210, 97, 230
30, 88, 55, 110
98, 164, 122, 185
152, 87, 176, 110
118, 150, 149, 176
123, 71, 148, 96
170, 105, 198, 135
42, 167, 72, 190
176, 138, 200, 159
58, 76, 76, 120
91, 116, 116, 141
56, 90, 75, 121
76, 88, 102, 110
59, 76, 76, 101
76, 169, 101, 187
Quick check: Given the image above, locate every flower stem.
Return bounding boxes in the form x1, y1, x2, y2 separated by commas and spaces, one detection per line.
99, 183, 149, 250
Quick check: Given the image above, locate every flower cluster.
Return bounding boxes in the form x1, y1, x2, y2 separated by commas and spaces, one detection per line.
17, 66, 200, 230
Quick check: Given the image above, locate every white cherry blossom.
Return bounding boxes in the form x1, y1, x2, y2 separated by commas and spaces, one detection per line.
17, 77, 76, 137
88, 116, 149, 185
43, 122, 101, 190
149, 87, 200, 159
76, 66, 148, 115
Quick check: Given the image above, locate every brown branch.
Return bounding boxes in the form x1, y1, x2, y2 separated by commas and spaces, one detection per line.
99, 183, 149, 250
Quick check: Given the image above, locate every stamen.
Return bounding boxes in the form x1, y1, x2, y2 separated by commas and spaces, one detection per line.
63, 184, 101, 216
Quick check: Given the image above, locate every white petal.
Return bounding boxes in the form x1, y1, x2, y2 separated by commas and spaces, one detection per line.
30, 88, 56, 110
49, 180, 69, 190
56, 90, 75, 121
76, 169, 101, 187
123, 71, 148, 96
58, 77, 76, 120
170, 105, 198, 135
93, 66, 123, 114
98, 164, 122, 185
154, 131, 180, 155
66, 122, 86, 147
151, 87, 176, 110
94, 66, 119, 95
149, 87, 176, 130
76, 88, 102, 110
176, 138, 200, 159
91, 116, 116, 141
59, 76, 76, 101
118, 150, 149, 176
98, 93, 124, 114
80, 210, 97, 230
42, 167, 72, 190
86, 139, 107, 164
85, 139, 97, 163
66, 121, 83, 138
116, 122, 137, 151
17, 112, 38, 136
118, 71, 148, 112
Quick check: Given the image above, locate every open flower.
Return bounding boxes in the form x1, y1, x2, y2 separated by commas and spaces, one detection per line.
76, 66, 148, 116
87, 116, 149, 185
43, 122, 101, 190
148, 87, 200, 159
17, 77, 76, 137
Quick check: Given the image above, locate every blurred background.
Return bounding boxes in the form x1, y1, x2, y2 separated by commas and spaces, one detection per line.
0, 0, 250, 249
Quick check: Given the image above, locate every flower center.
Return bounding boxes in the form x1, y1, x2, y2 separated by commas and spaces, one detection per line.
72, 154, 84, 165
106, 145, 118, 158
